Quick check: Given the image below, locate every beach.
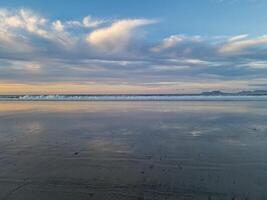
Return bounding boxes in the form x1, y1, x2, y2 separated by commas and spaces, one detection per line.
1, 101, 267, 200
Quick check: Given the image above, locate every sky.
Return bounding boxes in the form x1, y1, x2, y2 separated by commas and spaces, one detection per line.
1, 0, 267, 94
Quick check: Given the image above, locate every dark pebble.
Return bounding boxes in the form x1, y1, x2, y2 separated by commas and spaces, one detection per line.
149, 164, 154, 169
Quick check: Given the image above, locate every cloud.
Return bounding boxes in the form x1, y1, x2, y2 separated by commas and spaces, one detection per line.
0, 8, 79, 52
219, 35, 267, 55
6, 60, 42, 73
86, 19, 156, 53
1, 7, 267, 94
83, 16, 104, 28
0, 9, 48, 37
52, 20, 64, 32
65, 16, 105, 29
239, 61, 267, 69
151, 35, 202, 53
228, 34, 248, 42
0, 30, 34, 53
151, 35, 184, 52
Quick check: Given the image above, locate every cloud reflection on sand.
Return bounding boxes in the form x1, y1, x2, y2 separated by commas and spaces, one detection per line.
15, 121, 43, 135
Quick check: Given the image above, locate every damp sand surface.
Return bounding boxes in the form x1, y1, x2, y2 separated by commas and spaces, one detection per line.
1, 101, 267, 200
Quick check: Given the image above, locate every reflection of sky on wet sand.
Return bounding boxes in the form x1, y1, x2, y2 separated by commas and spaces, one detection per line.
15, 121, 43, 134
0, 101, 261, 113
1, 101, 267, 199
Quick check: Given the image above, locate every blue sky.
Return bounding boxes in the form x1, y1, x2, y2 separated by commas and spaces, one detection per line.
1, 0, 267, 94
2, 0, 267, 36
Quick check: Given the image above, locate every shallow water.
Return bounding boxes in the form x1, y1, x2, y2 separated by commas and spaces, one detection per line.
1, 101, 267, 200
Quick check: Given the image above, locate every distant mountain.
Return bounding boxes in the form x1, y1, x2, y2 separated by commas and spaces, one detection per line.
236, 90, 267, 95
200, 90, 267, 96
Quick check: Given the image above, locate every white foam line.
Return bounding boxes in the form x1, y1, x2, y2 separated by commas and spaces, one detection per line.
1, 95, 267, 101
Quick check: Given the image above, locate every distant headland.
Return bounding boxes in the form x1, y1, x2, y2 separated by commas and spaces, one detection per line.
200, 90, 267, 96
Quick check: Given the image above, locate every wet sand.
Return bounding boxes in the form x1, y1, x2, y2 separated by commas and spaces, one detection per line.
1, 101, 267, 200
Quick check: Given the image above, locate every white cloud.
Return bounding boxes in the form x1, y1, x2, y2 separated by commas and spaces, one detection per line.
52, 20, 64, 32
83, 16, 104, 28
0, 30, 34, 53
183, 59, 209, 65
19, 9, 47, 37
151, 35, 202, 53
65, 16, 104, 29
65, 20, 81, 27
86, 19, 156, 53
162, 58, 210, 65
0, 9, 78, 49
151, 65, 190, 71
9, 60, 42, 73
219, 35, 267, 55
151, 35, 184, 53
24, 62, 42, 72
228, 34, 248, 42
241, 61, 267, 69
0, 8, 48, 37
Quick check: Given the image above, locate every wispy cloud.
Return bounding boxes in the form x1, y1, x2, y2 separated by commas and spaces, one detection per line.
86, 19, 156, 53
219, 35, 267, 55
151, 35, 202, 53
65, 16, 105, 29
